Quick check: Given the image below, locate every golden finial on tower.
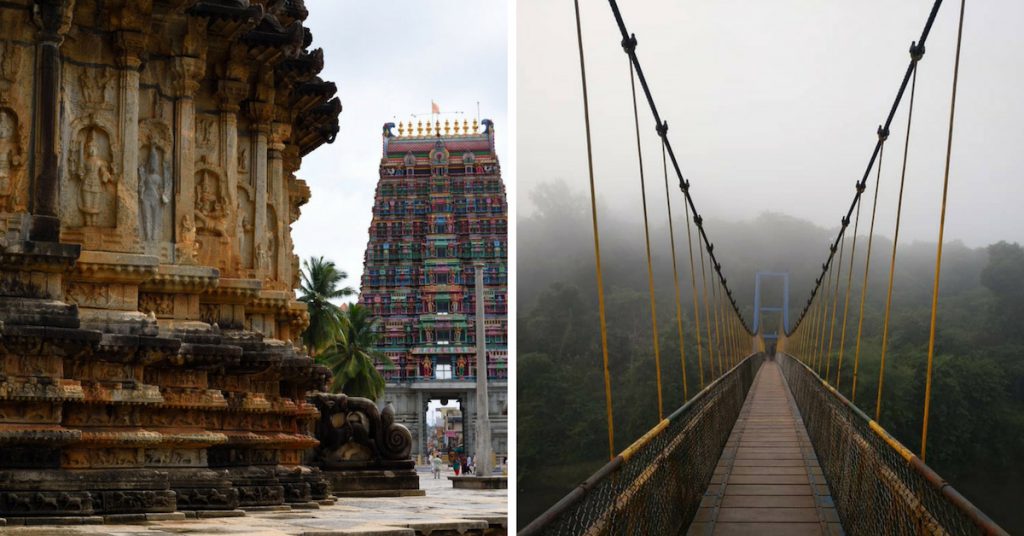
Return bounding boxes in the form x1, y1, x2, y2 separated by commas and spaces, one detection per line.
398, 121, 405, 136
444, 119, 451, 136
417, 120, 423, 136
462, 119, 469, 136
434, 120, 440, 137
472, 118, 478, 134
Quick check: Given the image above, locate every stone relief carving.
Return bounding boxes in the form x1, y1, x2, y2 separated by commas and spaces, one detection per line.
70, 127, 116, 227
177, 213, 198, 264
138, 145, 172, 242
0, 41, 22, 103
0, 108, 23, 211
79, 68, 113, 110
195, 157, 228, 236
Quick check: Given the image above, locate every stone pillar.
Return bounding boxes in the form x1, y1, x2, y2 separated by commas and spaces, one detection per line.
248, 102, 271, 275
171, 55, 204, 260
115, 27, 145, 252
416, 390, 425, 458
217, 79, 244, 270
474, 261, 492, 476
29, 0, 74, 242
268, 122, 290, 282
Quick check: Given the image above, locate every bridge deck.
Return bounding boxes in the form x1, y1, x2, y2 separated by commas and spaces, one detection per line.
688, 359, 843, 536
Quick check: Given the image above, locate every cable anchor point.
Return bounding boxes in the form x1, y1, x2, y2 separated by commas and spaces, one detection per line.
621, 34, 637, 54
910, 41, 925, 62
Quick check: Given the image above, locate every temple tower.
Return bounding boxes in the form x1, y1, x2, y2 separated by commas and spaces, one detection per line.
359, 118, 508, 462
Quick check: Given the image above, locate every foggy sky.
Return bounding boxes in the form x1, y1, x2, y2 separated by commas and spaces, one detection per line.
294, 1, 508, 297
518, 0, 1024, 257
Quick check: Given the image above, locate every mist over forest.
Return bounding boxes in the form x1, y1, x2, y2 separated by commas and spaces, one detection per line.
517, 180, 1024, 532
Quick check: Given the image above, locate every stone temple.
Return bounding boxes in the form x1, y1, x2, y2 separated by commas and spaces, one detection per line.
0, 0, 346, 518
358, 119, 508, 462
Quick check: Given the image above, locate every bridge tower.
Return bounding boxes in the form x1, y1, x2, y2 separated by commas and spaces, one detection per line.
753, 272, 789, 353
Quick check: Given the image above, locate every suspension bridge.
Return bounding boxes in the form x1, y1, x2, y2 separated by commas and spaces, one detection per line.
520, 0, 1010, 534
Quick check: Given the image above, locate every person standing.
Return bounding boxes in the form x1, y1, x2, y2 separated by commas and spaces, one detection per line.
430, 451, 443, 479
453, 456, 461, 476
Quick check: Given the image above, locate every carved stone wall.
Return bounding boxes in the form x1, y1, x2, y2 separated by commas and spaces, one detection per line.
0, 0, 340, 517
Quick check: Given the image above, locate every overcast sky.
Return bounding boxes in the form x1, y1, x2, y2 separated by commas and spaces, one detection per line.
518, 0, 1024, 252
294, 1, 509, 297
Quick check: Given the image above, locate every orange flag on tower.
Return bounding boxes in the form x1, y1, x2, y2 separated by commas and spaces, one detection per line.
431, 100, 440, 114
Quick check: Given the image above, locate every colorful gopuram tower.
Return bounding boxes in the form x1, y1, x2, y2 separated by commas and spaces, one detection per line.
359, 118, 508, 461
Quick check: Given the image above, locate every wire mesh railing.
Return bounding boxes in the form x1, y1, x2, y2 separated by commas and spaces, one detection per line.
777, 352, 1009, 536
520, 353, 765, 536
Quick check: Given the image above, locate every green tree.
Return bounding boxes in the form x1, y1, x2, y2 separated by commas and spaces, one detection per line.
320, 304, 391, 400
298, 256, 354, 355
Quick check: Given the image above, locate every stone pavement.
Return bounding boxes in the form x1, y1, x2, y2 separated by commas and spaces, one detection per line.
0, 472, 507, 536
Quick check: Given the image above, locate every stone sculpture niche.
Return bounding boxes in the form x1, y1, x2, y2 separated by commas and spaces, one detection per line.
307, 393, 422, 497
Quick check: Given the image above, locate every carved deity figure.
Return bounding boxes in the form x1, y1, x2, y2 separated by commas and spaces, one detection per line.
0, 110, 21, 210
255, 242, 270, 271
178, 213, 197, 263
421, 357, 432, 377
74, 130, 114, 226
194, 169, 228, 236
138, 145, 171, 242
456, 356, 466, 377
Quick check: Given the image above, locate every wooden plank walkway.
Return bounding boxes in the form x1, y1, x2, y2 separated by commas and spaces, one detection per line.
687, 359, 844, 536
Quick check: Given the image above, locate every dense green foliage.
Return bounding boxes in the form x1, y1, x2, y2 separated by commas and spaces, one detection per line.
298, 257, 388, 400
298, 256, 355, 355
517, 182, 1024, 532
319, 304, 392, 400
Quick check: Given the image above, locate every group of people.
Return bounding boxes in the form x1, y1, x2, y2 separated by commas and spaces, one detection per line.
429, 450, 473, 479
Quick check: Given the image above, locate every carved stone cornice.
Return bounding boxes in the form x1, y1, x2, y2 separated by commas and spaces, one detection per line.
139, 264, 220, 294
69, 251, 160, 284
201, 277, 260, 304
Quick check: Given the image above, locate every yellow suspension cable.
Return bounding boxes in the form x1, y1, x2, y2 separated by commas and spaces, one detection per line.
628, 59, 663, 420
709, 258, 724, 377
836, 193, 864, 391
877, 65, 918, 423
922, 0, 966, 462
683, 200, 705, 390
573, 0, 615, 460
661, 139, 689, 401
697, 237, 716, 379
825, 233, 846, 383
852, 140, 886, 404
816, 262, 835, 376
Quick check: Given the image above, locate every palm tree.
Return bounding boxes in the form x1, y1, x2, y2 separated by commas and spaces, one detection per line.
320, 304, 391, 399
298, 256, 354, 355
